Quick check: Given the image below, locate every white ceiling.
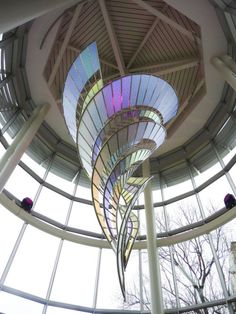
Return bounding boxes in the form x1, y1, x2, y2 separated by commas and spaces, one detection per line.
25, 0, 227, 157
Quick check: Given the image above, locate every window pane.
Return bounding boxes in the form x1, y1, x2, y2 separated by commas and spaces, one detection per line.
50, 241, 98, 306
164, 195, 201, 230
68, 202, 101, 233
140, 249, 151, 311
124, 250, 140, 310
0, 204, 23, 277
195, 162, 222, 187
0, 291, 44, 314
21, 153, 46, 178
96, 248, 123, 309
4, 165, 39, 201
76, 184, 92, 201
199, 176, 233, 212
163, 179, 192, 200
0, 142, 5, 159
5, 225, 60, 297
33, 187, 70, 223
47, 306, 89, 314
46, 170, 75, 194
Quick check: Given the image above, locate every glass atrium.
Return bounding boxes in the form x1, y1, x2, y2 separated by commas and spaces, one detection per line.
0, 0, 236, 313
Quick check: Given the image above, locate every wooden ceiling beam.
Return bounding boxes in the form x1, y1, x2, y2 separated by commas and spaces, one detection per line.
127, 17, 160, 69
132, 0, 200, 43
98, 0, 126, 75
130, 57, 199, 73
48, 3, 83, 87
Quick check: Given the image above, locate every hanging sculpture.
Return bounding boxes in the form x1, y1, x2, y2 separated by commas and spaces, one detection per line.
63, 42, 178, 298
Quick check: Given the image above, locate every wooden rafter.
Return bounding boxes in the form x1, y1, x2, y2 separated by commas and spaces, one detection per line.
98, 0, 126, 75
48, 3, 83, 87
132, 0, 200, 43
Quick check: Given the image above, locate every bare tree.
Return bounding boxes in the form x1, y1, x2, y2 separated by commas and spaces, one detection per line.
123, 203, 232, 313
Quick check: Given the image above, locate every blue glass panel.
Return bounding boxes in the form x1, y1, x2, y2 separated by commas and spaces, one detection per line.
93, 94, 108, 126
149, 78, 166, 108
135, 122, 147, 141
112, 79, 122, 113
81, 48, 96, 79
137, 75, 149, 105
130, 75, 141, 106
67, 75, 80, 100
103, 85, 114, 117
69, 65, 84, 92
74, 57, 89, 85
128, 123, 138, 145
121, 76, 131, 109
143, 75, 156, 105
89, 42, 100, 74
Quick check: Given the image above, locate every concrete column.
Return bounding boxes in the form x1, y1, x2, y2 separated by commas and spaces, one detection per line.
142, 159, 164, 314
211, 55, 236, 92
0, 103, 49, 193
0, 0, 80, 34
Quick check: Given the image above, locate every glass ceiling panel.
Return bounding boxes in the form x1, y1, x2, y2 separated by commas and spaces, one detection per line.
5, 225, 60, 297
50, 241, 98, 306
0, 291, 44, 314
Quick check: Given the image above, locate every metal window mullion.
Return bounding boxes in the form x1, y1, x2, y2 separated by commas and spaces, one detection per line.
137, 207, 144, 312
1, 108, 21, 136
42, 167, 78, 314
42, 239, 64, 314
187, 159, 233, 311
211, 139, 236, 195
31, 152, 56, 212
92, 247, 102, 311
0, 222, 27, 285
160, 174, 180, 310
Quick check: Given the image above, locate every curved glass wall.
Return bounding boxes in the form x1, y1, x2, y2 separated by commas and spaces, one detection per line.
0, 111, 236, 313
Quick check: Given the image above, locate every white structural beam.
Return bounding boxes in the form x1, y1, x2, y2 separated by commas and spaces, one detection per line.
48, 3, 83, 86
132, 0, 200, 43
0, 103, 50, 193
211, 55, 236, 92
130, 57, 199, 73
0, 0, 80, 34
98, 0, 126, 75
127, 17, 160, 69
142, 160, 164, 314
1, 192, 236, 249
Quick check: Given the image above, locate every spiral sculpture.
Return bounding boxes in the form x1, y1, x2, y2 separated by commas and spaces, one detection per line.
63, 42, 178, 298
